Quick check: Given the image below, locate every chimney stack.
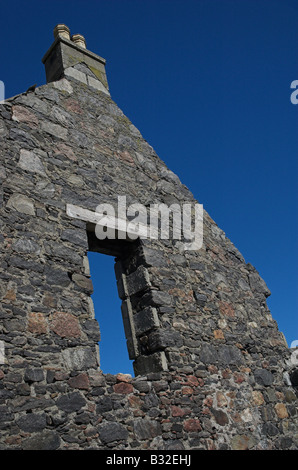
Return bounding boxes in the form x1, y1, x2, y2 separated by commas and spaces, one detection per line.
42, 24, 109, 95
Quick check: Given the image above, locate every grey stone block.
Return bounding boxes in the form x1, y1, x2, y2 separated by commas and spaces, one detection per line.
134, 307, 160, 336
62, 347, 98, 370
125, 266, 151, 296
18, 149, 46, 175
7, 193, 35, 216
254, 368, 274, 386
56, 392, 86, 413
99, 422, 128, 443
133, 351, 168, 375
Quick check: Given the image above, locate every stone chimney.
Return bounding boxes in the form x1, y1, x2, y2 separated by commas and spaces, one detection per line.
42, 24, 109, 95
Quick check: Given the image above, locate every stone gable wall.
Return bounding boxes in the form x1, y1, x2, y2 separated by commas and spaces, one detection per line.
0, 73, 297, 450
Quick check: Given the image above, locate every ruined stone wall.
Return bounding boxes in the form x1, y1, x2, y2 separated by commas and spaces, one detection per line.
0, 38, 297, 450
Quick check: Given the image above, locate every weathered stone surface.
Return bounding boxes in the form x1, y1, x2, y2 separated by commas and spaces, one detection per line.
133, 418, 162, 440
12, 105, 39, 128
24, 368, 44, 383
22, 431, 60, 450
99, 422, 128, 443
275, 403, 288, 419
211, 408, 229, 426
218, 345, 244, 365
17, 413, 47, 432
27, 313, 48, 335
7, 193, 35, 215
254, 369, 274, 387
41, 120, 68, 140
50, 312, 81, 338
125, 266, 151, 296
183, 418, 201, 432
134, 307, 159, 336
62, 347, 98, 370
72, 274, 93, 293
147, 329, 183, 352
56, 392, 86, 413
231, 434, 256, 450
12, 238, 40, 254
18, 149, 46, 175
199, 343, 218, 364
113, 382, 133, 394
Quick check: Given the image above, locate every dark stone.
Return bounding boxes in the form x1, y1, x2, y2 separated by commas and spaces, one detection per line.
125, 266, 150, 296
147, 329, 183, 352
218, 345, 244, 365
22, 430, 60, 450
0, 406, 13, 424
279, 437, 293, 449
72, 273, 93, 293
9, 128, 36, 146
134, 307, 158, 336
290, 369, 298, 387
74, 412, 91, 425
262, 422, 279, 437
12, 238, 40, 254
44, 266, 71, 287
99, 422, 128, 443
254, 369, 274, 387
24, 368, 44, 383
141, 247, 168, 268
17, 413, 47, 432
199, 343, 218, 364
194, 292, 207, 306
143, 392, 159, 409
165, 440, 185, 450
56, 392, 86, 413
141, 290, 173, 308
211, 408, 229, 426
82, 320, 101, 341
61, 229, 88, 248
133, 418, 162, 440
133, 380, 150, 393
96, 397, 113, 413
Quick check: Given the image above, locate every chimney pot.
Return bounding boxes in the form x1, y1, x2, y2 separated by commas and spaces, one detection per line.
71, 34, 87, 49
53, 24, 71, 41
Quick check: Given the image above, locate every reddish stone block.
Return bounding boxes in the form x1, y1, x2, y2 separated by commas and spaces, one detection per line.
64, 97, 83, 114
219, 301, 235, 318
183, 418, 201, 432
186, 375, 199, 387
116, 151, 135, 165
113, 382, 133, 394
27, 312, 48, 335
54, 143, 77, 161
171, 406, 186, 417
50, 312, 81, 338
116, 373, 132, 383
68, 373, 90, 390
182, 386, 194, 395
12, 105, 39, 128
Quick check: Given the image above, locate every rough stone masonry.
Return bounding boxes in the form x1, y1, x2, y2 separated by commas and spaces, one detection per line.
0, 24, 297, 450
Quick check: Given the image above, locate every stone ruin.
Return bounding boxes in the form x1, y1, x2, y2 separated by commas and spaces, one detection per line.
0, 24, 297, 450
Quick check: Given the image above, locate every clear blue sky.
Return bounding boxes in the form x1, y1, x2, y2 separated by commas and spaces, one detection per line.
1, 0, 297, 375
